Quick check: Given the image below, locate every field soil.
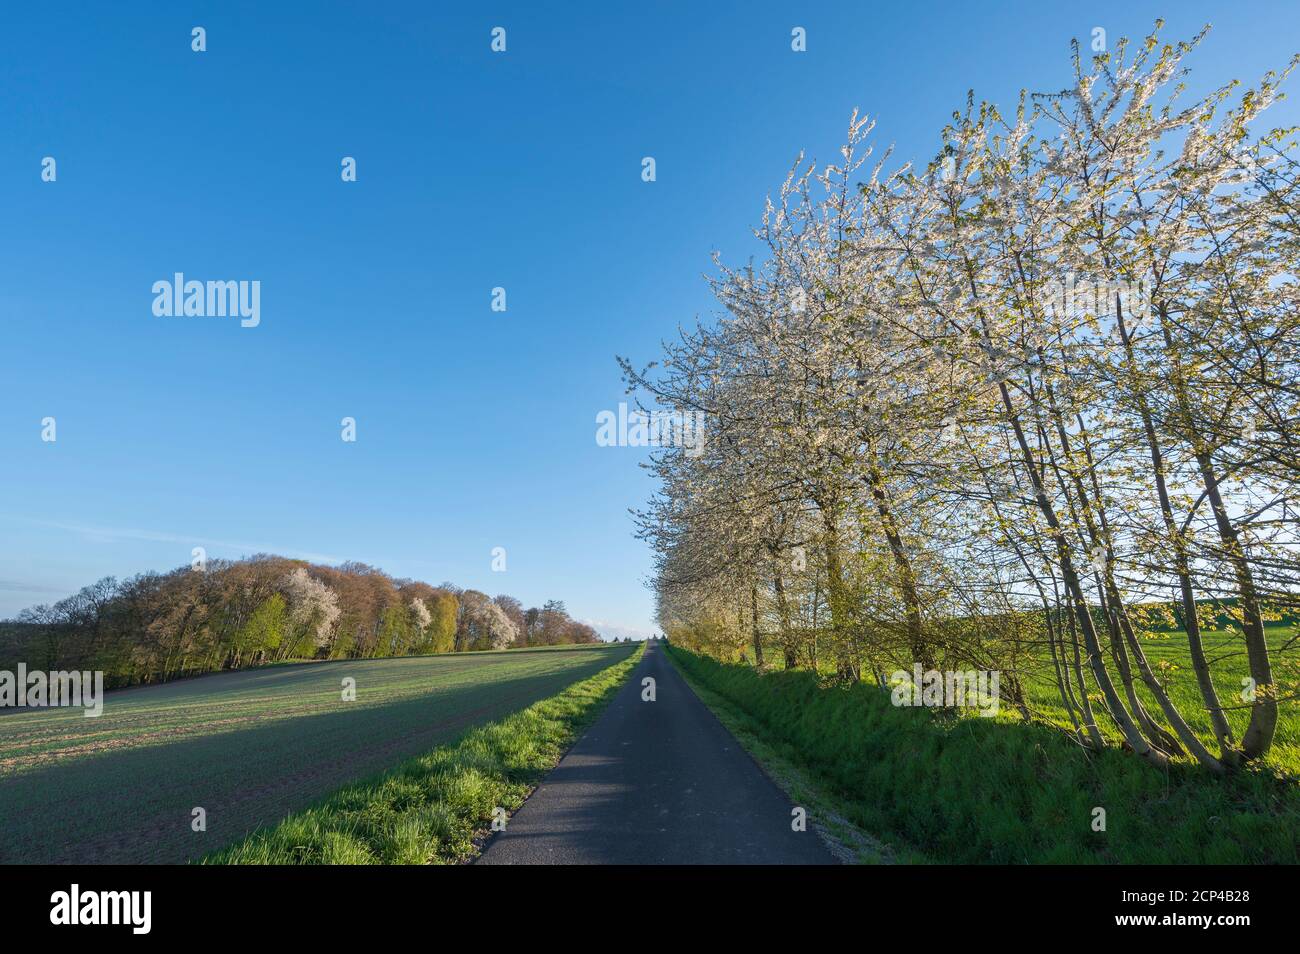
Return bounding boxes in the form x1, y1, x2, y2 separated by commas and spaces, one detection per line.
0, 645, 633, 863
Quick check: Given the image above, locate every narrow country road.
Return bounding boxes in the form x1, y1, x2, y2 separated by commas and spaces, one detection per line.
477, 640, 836, 864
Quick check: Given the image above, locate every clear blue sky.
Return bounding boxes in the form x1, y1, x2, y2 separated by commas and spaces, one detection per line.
2, 1, 1297, 637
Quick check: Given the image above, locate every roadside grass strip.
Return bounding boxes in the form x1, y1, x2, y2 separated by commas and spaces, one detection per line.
205, 645, 643, 865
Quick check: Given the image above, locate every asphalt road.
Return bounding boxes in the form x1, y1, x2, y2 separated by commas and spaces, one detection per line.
477, 640, 836, 865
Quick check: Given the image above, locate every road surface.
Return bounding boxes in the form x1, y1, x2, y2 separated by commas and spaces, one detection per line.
478, 640, 836, 864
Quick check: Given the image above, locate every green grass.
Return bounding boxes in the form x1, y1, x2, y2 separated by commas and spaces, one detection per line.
1021, 623, 1300, 776
0, 642, 635, 863
757, 619, 1298, 774
668, 643, 1300, 864
206, 644, 644, 864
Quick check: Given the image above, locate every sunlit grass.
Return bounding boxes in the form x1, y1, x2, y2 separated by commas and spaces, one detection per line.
205, 645, 643, 864
1020, 623, 1300, 777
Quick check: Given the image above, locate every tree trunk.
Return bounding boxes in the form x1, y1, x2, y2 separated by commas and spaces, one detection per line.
1116, 304, 1236, 758
863, 445, 930, 670
1160, 309, 1276, 760
997, 378, 1168, 767
772, 566, 797, 668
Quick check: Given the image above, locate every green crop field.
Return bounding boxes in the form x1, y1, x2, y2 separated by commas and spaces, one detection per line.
1020, 623, 1300, 776
0, 643, 635, 864
777, 621, 1300, 775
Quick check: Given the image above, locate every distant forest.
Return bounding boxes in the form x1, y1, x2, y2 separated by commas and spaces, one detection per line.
0, 555, 602, 687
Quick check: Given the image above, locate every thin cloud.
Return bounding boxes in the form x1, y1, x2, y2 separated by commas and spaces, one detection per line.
0, 515, 346, 566
0, 580, 69, 594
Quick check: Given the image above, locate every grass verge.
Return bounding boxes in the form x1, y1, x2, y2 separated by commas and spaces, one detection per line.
668, 644, 1300, 864
204, 644, 643, 864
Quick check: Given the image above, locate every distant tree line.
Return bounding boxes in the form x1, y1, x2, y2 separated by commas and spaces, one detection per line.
0, 555, 600, 687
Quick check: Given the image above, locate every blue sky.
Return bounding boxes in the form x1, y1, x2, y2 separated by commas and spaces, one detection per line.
2, 1, 1297, 636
